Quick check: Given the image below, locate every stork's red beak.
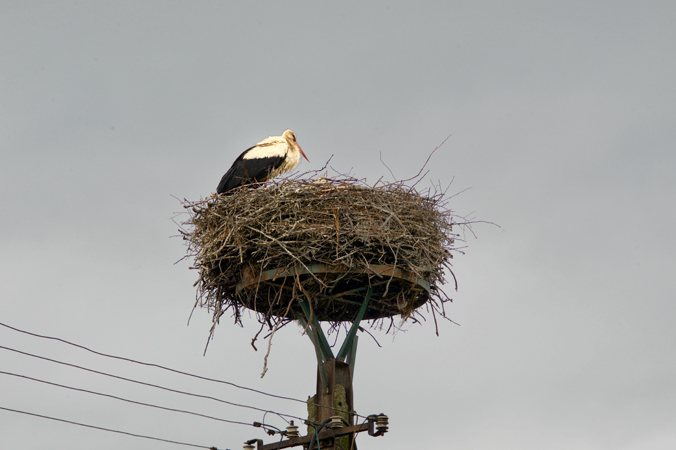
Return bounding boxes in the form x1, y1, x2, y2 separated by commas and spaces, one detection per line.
297, 144, 309, 161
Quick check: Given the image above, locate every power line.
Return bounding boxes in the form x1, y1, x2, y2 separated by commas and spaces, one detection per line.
0, 345, 307, 424
0, 369, 253, 427
0, 320, 368, 421
0, 405, 218, 449
0, 320, 305, 404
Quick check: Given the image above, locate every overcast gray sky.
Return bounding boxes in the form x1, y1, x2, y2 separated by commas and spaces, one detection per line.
1, 1, 675, 449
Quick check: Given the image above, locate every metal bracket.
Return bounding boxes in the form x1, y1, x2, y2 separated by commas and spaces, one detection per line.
298, 288, 372, 389
297, 299, 333, 388
336, 288, 372, 363
298, 300, 334, 362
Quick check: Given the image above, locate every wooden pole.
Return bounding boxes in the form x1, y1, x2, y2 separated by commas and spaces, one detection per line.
308, 359, 355, 450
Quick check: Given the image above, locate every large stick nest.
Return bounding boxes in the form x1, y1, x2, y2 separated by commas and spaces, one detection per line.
180, 174, 460, 339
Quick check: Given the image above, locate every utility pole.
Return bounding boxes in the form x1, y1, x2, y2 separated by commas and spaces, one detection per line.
244, 291, 390, 450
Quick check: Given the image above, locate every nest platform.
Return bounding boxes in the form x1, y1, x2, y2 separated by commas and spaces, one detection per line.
236, 262, 431, 321
181, 176, 457, 333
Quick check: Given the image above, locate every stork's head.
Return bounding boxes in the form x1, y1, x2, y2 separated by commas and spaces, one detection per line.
282, 129, 309, 161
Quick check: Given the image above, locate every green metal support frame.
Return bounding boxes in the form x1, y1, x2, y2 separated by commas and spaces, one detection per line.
336, 288, 372, 363
296, 300, 332, 389
297, 288, 372, 388
298, 300, 333, 362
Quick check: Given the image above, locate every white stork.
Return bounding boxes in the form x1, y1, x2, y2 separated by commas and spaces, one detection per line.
216, 129, 309, 194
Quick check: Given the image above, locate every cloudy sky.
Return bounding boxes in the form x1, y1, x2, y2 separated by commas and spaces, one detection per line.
1, 1, 675, 449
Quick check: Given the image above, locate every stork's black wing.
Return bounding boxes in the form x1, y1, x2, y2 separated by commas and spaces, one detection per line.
216, 147, 285, 194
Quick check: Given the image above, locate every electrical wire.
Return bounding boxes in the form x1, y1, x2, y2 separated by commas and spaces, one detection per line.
0, 320, 305, 404
349, 417, 369, 450
308, 417, 333, 450
0, 320, 369, 422
0, 369, 253, 427
0, 405, 218, 449
0, 345, 308, 424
